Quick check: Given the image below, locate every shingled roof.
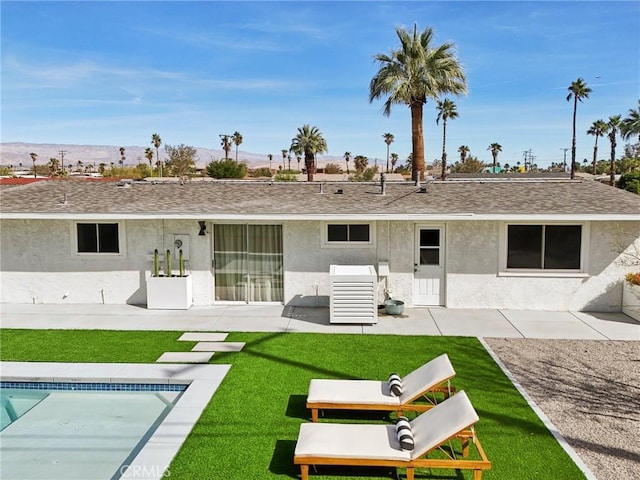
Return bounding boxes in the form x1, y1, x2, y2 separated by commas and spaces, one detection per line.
1, 177, 638, 220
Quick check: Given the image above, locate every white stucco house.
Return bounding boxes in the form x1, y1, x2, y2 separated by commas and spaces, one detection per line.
1, 175, 639, 311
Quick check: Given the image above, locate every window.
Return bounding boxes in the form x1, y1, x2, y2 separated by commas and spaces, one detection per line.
77, 223, 120, 254
323, 223, 373, 246
506, 224, 582, 270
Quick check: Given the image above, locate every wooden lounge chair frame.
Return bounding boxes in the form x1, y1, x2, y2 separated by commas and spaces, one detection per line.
294, 391, 491, 480
307, 353, 457, 422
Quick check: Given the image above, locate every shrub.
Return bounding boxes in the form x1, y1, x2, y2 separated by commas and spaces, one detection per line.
349, 167, 377, 182
626, 272, 640, 286
206, 159, 247, 179
617, 172, 640, 194
324, 163, 342, 174
252, 167, 273, 178
274, 172, 298, 182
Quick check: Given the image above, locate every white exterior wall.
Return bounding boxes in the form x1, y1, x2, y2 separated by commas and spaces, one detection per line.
0, 219, 213, 305
1, 218, 637, 311
444, 220, 640, 311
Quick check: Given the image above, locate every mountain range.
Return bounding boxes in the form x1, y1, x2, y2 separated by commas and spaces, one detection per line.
0, 142, 349, 170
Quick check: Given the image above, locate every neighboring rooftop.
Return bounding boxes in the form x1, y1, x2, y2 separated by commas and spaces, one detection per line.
1, 177, 639, 219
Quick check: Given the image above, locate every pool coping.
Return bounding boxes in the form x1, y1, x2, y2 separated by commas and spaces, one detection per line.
0, 361, 231, 480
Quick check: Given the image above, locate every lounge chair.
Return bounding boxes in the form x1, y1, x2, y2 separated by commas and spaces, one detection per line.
294, 390, 491, 480
306, 353, 456, 422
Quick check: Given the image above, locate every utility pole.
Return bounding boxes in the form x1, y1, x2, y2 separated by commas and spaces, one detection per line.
522, 149, 535, 171
59, 150, 67, 174
560, 148, 569, 173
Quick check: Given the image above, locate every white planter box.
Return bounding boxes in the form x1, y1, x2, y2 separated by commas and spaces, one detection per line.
622, 282, 640, 322
329, 264, 377, 324
146, 275, 193, 310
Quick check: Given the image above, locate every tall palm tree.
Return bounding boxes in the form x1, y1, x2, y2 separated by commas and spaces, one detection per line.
369, 24, 467, 182
458, 145, 469, 163
232, 131, 243, 163
566, 78, 592, 179
151, 133, 162, 177
290, 124, 328, 181
344, 151, 351, 174
606, 115, 622, 186
390, 152, 399, 172
29, 152, 37, 178
268, 153, 273, 171
621, 100, 640, 142
382, 133, 394, 172
296, 155, 301, 172
220, 135, 231, 159
587, 119, 607, 175
487, 143, 502, 173
119, 147, 126, 172
436, 99, 458, 180
281, 149, 288, 171
144, 147, 154, 173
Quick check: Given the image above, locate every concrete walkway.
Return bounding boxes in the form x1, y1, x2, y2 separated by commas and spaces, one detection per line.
1, 303, 638, 340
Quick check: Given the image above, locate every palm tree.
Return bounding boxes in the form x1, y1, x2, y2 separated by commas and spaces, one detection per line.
281, 149, 288, 171
487, 143, 502, 173
382, 133, 394, 172
621, 100, 640, 142
369, 24, 467, 182
606, 115, 622, 186
344, 151, 351, 174
144, 147, 154, 174
354, 155, 368, 174
268, 154, 273, 171
458, 145, 469, 163
232, 131, 243, 163
566, 78, 592, 179
151, 133, 162, 177
587, 120, 607, 175
119, 147, 126, 172
290, 124, 328, 181
390, 153, 399, 172
220, 135, 232, 159
296, 155, 301, 172
29, 152, 37, 178
436, 99, 458, 180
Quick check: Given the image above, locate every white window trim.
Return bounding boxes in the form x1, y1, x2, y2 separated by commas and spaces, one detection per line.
498, 222, 590, 277
72, 221, 125, 256
321, 221, 376, 248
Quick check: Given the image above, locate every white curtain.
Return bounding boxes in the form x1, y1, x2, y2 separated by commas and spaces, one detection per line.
214, 224, 283, 302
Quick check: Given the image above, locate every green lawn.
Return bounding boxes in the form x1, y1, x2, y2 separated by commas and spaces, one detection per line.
0, 330, 586, 479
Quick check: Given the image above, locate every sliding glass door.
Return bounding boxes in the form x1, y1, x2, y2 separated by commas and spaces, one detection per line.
213, 224, 283, 302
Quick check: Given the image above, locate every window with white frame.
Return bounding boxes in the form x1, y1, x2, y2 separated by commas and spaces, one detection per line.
76, 223, 120, 254
506, 224, 583, 270
323, 222, 374, 246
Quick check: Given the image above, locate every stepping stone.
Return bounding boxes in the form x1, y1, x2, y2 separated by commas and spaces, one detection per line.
178, 332, 228, 342
191, 342, 246, 352
156, 352, 214, 363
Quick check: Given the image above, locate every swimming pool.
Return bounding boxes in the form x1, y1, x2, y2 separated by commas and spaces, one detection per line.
0, 381, 186, 480
0, 362, 231, 480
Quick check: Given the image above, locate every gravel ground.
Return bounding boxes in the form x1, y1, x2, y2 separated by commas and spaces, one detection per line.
484, 339, 640, 480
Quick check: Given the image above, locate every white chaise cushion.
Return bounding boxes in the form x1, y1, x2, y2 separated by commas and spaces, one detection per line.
400, 353, 455, 403
295, 423, 411, 462
307, 379, 401, 406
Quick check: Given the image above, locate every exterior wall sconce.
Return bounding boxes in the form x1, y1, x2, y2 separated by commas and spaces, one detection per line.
198, 221, 207, 236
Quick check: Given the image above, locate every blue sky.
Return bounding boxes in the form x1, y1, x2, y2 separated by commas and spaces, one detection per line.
2, 1, 638, 167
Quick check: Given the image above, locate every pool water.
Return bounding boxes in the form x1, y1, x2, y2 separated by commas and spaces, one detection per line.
0, 382, 186, 480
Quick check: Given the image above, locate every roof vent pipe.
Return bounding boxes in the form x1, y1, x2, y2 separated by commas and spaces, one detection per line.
414, 177, 420, 188
319, 183, 324, 194
380, 172, 386, 196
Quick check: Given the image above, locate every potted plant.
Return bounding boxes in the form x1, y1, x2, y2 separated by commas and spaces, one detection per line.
146, 248, 193, 309
622, 272, 640, 321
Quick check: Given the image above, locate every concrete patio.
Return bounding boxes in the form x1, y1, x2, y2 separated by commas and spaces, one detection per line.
1, 303, 638, 340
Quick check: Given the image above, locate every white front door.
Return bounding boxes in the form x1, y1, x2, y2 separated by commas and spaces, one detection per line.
413, 226, 445, 306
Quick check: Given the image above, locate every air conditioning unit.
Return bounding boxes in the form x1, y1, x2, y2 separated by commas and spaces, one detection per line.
329, 265, 378, 324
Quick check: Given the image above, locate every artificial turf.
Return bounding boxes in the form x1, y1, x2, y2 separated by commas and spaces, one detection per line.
0, 329, 586, 479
